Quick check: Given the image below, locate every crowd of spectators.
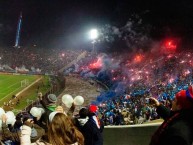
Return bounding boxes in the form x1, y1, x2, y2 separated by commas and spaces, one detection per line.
1, 46, 193, 144
0, 93, 103, 145
1, 46, 193, 127
64, 50, 193, 125
0, 47, 84, 74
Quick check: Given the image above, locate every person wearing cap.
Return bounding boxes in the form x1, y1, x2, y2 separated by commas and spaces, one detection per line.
89, 105, 104, 130
38, 93, 57, 131
149, 86, 193, 145
88, 105, 104, 145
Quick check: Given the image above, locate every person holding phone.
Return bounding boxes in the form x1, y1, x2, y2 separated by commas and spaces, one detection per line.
149, 85, 193, 145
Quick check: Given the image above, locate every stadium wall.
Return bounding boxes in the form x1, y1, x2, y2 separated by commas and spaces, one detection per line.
103, 123, 161, 145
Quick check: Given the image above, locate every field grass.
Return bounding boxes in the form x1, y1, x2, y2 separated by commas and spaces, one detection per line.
0, 74, 51, 113
13, 76, 51, 112
0, 74, 38, 103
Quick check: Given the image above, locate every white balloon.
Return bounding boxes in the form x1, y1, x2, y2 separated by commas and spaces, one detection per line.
6, 111, 16, 125
30, 107, 42, 118
6, 111, 15, 118
74, 96, 84, 106
0, 108, 5, 119
62, 94, 74, 108
39, 108, 45, 114
7, 118, 16, 126
65, 102, 72, 108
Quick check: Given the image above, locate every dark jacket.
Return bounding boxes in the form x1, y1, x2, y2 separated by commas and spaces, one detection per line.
38, 100, 56, 131
75, 117, 103, 145
150, 105, 193, 145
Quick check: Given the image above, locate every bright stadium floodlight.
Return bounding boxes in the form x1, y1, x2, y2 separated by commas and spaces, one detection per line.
89, 29, 98, 53
90, 29, 98, 40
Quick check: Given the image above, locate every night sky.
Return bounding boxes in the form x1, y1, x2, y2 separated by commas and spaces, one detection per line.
0, 0, 193, 49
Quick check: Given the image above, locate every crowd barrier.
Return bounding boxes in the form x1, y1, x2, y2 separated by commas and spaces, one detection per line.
103, 123, 161, 145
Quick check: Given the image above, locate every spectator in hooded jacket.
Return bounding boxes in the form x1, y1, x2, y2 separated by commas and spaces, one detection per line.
75, 107, 103, 145
149, 85, 193, 145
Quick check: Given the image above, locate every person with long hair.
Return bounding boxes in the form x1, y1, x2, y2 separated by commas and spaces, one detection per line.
48, 113, 84, 145
20, 112, 84, 145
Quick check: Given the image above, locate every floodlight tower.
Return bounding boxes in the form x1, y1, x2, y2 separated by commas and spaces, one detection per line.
89, 29, 98, 53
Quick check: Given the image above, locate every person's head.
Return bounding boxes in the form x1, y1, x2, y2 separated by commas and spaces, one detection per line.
79, 107, 88, 118
172, 86, 193, 111
89, 105, 98, 114
48, 113, 84, 145
55, 106, 66, 114
38, 92, 42, 98
45, 94, 57, 106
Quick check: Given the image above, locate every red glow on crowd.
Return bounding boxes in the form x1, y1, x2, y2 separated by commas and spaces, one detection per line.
164, 40, 177, 51
89, 57, 103, 69
134, 54, 143, 63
